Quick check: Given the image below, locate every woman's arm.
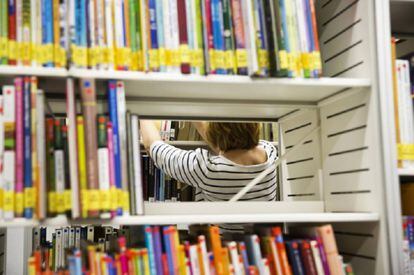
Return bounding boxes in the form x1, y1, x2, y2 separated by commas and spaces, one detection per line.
140, 120, 162, 151
192, 121, 219, 154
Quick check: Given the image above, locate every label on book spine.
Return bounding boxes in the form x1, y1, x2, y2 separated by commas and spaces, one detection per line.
110, 186, 118, 211
159, 47, 166, 67
180, 45, 190, 63
279, 50, 288, 70
15, 193, 23, 214
3, 191, 14, 212
24, 187, 35, 208
192, 49, 204, 68
64, 190, 72, 211
225, 50, 235, 69
0, 38, 8, 57
213, 50, 224, 69
48, 191, 57, 213
236, 49, 247, 68
398, 144, 414, 160
8, 40, 18, 60
56, 192, 65, 213
149, 49, 160, 69
258, 49, 269, 68
101, 190, 111, 210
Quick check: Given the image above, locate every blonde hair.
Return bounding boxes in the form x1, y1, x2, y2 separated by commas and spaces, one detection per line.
206, 122, 260, 152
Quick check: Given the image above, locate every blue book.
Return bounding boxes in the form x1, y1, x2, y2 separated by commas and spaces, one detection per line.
152, 226, 164, 275
155, 0, 166, 72
163, 226, 176, 275
239, 242, 250, 273
278, 0, 292, 77
256, 0, 269, 76
160, 171, 165, 201
286, 241, 305, 275
107, 256, 116, 275
43, 0, 54, 67
23, 79, 32, 219
108, 81, 123, 216
149, 0, 159, 72
211, 0, 226, 74
144, 226, 157, 275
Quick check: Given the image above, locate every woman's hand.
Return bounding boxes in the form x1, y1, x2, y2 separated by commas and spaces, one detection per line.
140, 120, 162, 151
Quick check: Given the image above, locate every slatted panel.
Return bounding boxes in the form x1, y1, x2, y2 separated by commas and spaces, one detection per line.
333, 223, 379, 275
320, 91, 379, 211
279, 110, 322, 201
317, 0, 372, 78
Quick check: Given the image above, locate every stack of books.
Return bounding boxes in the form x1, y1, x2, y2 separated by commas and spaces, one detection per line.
29, 224, 354, 274
0, 0, 322, 78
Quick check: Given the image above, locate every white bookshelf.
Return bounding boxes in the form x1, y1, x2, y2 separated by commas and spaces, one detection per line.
398, 168, 414, 176
0, 65, 68, 77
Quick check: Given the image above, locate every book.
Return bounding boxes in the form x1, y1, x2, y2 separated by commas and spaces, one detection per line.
15, 77, 24, 217
80, 79, 99, 218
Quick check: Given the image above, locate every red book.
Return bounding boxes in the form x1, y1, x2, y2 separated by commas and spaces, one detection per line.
8, 0, 16, 65
204, 0, 215, 74
14, 77, 24, 217
162, 254, 169, 275
177, 0, 190, 74
300, 240, 318, 275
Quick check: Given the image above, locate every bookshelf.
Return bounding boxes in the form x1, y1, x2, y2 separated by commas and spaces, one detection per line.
0, 66, 68, 77
0, 0, 405, 274
398, 168, 414, 177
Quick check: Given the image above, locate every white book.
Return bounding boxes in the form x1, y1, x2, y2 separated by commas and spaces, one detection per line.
54, 150, 65, 196
262, 258, 271, 275
98, 147, 110, 217
3, 86, 15, 220
131, 115, 144, 215
241, 0, 258, 75
228, 242, 242, 275
75, 227, 81, 249
69, 227, 75, 248
36, 90, 46, 219
162, 0, 171, 72
296, 0, 309, 77
156, 0, 166, 72
55, 229, 63, 269
252, 235, 266, 275
0, 96, 3, 219
114, 0, 125, 51
198, 235, 210, 275
104, 0, 115, 69
169, 0, 180, 73
189, 245, 201, 275
190, 0, 199, 75
96, 0, 106, 69
310, 240, 325, 275
89, 0, 97, 69
66, 79, 80, 218
116, 81, 129, 212
185, 0, 194, 73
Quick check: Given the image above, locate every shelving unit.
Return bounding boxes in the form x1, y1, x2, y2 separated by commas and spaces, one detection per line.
0, 0, 406, 274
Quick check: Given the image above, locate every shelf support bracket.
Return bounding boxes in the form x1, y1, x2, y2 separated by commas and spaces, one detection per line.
229, 125, 321, 202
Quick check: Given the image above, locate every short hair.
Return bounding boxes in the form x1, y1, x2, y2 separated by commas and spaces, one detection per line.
206, 122, 260, 152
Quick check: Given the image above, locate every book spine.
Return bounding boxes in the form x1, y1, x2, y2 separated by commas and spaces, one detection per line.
76, 116, 87, 218
97, 115, 111, 218
277, 0, 291, 77
255, 0, 269, 76
107, 80, 123, 215
0, 0, 8, 64
126, 111, 136, 214
211, 0, 225, 74
66, 78, 80, 219
163, 227, 176, 275
16, 0, 22, 65
317, 225, 342, 275
309, 0, 321, 77
88, 0, 96, 68
310, 240, 325, 275
177, 0, 190, 73
263, 0, 278, 76
104, 0, 115, 69
62, 123, 71, 216
222, 0, 234, 74
286, 241, 305, 275
46, 117, 55, 217
152, 226, 164, 275
15, 77, 24, 217
273, 227, 292, 275
114, 0, 125, 70
54, 118, 65, 215
131, 115, 144, 215
96, 0, 106, 69
238, 242, 249, 273
52, 0, 60, 67
116, 81, 129, 213
8, 0, 17, 65
31, 77, 39, 219
155, 0, 165, 72
46, 0, 54, 66
228, 242, 242, 275
139, 0, 148, 71
0, 96, 3, 219
23, 77, 32, 218
230, 0, 246, 75
128, 0, 138, 70
195, 0, 205, 75
240, 0, 257, 75
144, 226, 157, 275
80, 79, 99, 218
185, 0, 193, 74
300, 240, 317, 275
210, 226, 224, 275
21, 0, 30, 65
106, 122, 117, 218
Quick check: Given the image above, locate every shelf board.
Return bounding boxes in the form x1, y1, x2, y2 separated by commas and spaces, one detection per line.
0, 65, 68, 77
398, 168, 414, 176
140, 140, 278, 148
0, 202, 379, 227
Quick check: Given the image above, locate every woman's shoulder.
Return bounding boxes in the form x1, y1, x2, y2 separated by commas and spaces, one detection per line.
258, 140, 278, 160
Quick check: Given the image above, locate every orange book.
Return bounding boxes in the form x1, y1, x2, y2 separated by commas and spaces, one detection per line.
87, 246, 97, 275
272, 227, 292, 275
209, 226, 224, 275
178, 244, 187, 275
316, 225, 343, 275
221, 247, 231, 275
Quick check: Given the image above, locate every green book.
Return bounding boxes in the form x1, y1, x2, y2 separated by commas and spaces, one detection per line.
0, 0, 8, 64
129, 0, 138, 69
195, 0, 205, 75
97, 115, 108, 148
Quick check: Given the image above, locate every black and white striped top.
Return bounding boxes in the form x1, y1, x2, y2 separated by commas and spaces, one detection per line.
149, 140, 278, 202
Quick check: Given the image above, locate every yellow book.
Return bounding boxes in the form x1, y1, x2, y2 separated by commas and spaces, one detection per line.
391, 38, 402, 168
76, 116, 88, 217
178, 245, 187, 275
142, 249, 150, 275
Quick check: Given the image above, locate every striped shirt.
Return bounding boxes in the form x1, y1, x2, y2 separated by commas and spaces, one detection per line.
150, 140, 278, 202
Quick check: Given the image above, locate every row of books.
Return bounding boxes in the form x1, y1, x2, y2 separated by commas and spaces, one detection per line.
391, 39, 414, 169
29, 224, 354, 275
0, 0, 322, 78
153, 121, 278, 142
402, 216, 414, 275
0, 77, 146, 220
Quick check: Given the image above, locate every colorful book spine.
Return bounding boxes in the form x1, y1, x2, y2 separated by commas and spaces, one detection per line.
15, 78, 24, 217
22, 77, 32, 218
177, 0, 190, 74
46, 117, 55, 217
278, 0, 292, 77
43, 0, 54, 66
309, 0, 321, 77
76, 115, 87, 218
0, 0, 8, 64
286, 241, 305, 275
8, 0, 17, 65
104, 0, 115, 69
80, 79, 99, 218
108, 80, 123, 216
21, 0, 30, 65
0, 96, 3, 218
97, 115, 111, 218
36, 89, 46, 219
52, 0, 60, 67
155, 0, 166, 72
106, 122, 117, 218
30, 74, 38, 219
231, 0, 247, 75
211, 0, 225, 74
144, 226, 157, 275
53, 118, 65, 215
3, 85, 16, 219
222, 0, 235, 74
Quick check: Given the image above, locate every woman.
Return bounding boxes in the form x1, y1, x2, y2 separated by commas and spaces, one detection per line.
140, 121, 278, 204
